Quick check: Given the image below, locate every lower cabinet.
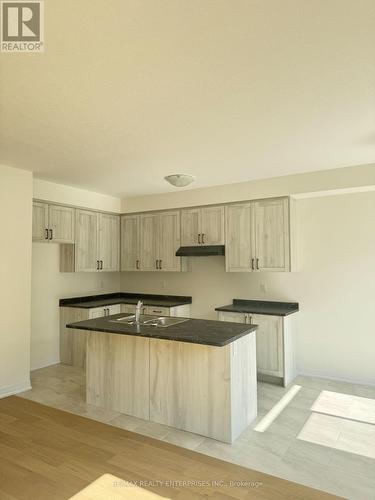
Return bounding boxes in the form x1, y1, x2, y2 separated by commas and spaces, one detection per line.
218, 311, 296, 386
60, 303, 191, 368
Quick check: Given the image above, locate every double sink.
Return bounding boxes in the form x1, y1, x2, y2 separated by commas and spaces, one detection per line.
109, 314, 189, 328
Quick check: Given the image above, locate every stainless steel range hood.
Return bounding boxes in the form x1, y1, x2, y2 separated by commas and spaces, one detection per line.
175, 245, 225, 257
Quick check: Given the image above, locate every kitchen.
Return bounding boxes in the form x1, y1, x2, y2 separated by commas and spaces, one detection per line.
1, 1, 375, 498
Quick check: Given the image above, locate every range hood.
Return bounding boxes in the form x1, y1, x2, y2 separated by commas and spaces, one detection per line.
176, 245, 225, 257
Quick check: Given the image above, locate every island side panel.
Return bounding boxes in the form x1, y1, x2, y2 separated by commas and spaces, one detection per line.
60, 307, 89, 368
86, 331, 150, 420
230, 332, 257, 441
150, 338, 232, 443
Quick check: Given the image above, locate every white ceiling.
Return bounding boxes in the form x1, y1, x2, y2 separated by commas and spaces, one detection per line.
1, 0, 375, 198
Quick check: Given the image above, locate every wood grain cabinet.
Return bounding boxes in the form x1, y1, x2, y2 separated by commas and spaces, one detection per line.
60, 304, 121, 368
72, 210, 120, 272
225, 197, 292, 272
139, 210, 182, 272
33, 202, 75, 243
120, 215, 140, 271
181, 205, 225, 246
218, 310, 296, 386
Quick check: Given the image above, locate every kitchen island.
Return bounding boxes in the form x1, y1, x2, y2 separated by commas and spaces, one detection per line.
67, 314, 258, 443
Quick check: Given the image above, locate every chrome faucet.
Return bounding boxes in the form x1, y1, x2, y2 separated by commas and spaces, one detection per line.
135, 300, 143, 324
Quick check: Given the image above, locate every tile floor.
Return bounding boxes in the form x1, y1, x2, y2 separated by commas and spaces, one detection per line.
19, 364, 375, 500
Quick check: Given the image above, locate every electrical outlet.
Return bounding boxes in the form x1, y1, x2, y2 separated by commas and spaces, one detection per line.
260, 282, 267, 293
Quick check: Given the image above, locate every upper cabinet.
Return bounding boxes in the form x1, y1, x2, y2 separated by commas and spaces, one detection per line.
33, 202, 74, 243
181, 205, 225, 246
140, 211, 181, 272
253, 198, 290, 272
158, 211, 181, 271
121, 215, 140, 271
98, 213, 120, 272
33, 202, 49, 241
121, 211, 182, 272
226, 197, 292, 272
75, 210, 119, 272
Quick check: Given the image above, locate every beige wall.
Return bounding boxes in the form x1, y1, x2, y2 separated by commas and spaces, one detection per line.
122, 164, 375, 213
34, 179, 122, 213
121, 191, 375, 386
0, 165, 33, 397
31, 180, 121, 370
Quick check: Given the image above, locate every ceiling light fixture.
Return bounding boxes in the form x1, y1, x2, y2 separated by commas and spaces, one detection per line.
164, 174, 195, 188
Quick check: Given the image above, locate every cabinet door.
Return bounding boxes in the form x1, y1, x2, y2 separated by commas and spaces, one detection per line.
225, 203, 252, 272
32, 202, 49, 241
49, 205, 75, 243
121, 304, 136, 314
201, 206, 225, 245
253, 198, 290, 272
181, 208, 201, 246
217, 311, 247, 323
140, 213, 158, 271
252, 314, 284, 377
89, 307, 107, 319
158, 211, 181, 272
75, 210, 99, 272
108, 304, 121, 315
99, 214, 120, 272
121, 215, 140, 271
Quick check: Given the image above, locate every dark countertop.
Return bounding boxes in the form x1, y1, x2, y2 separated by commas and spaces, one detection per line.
67, 313, 257, 347
215, 299, 299, 316
59, 292, 192, 309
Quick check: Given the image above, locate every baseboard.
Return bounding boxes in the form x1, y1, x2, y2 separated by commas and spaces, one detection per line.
298, 370, 375, 388
0, 380, 31, 399
30, 358, 60, 371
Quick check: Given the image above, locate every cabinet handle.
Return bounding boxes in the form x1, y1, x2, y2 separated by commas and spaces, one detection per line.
107, 308, 110, 316
159, 259, 162, 270
49, 229, 53, 240
100, 260, 103, 270
155, 259, 158, 269
251, 258, 255, 270
202, 233, 205, 244
198, 233, 201, 244
244, 314, 247, 324
256, 258, 259, 270
136, 259, 140, 270
45, 228, 49, 240
249, 315, 252, 324
96, 260, 99, 270
103, 308, 107, 316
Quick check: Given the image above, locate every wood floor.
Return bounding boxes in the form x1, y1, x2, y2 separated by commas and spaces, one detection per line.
0, 396, 342, 500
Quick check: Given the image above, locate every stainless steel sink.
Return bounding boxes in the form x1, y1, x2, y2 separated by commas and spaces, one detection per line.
142, 317, 189, 328
109, 314, 189, 328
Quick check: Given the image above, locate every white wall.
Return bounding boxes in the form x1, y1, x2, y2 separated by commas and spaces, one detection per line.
0, 165, 33, 397
121, 191, 375, 386
31, 180, 121, 370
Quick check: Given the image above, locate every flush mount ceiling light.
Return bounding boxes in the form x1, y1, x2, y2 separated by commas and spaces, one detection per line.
164, 174, 195, 188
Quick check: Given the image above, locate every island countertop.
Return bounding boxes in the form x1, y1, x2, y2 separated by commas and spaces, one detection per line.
67, 313, 257, 347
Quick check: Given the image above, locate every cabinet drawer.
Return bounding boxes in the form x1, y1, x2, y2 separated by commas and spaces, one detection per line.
146, 306, 170, 316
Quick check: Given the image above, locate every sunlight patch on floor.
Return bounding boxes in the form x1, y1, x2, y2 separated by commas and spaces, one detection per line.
311, 390, 375, 424
254, 385, 302, 432
297, 412, 375, 460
